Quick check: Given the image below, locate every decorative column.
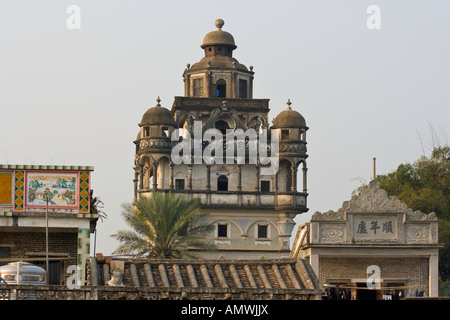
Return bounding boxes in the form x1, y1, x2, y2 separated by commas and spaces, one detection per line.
206, 165, 211, 191
291, 165, 297, 192
205, 71, 211, 97
429, 253, 439, 297
206, 165, 211, 205
302, 163, 308, 193
169, 163, 174, 190
152, 162, 158, 190
188, 165, 193, 191
274, 172, 279, 207
133, 173, 138, 200
237, 165, 242, 205
185, 73, 191, 97
139, 163, 144, 190
249, 69, 254, 99
256, 164, 260, 205
255, 165, 260, 192
231, 71, 236, 98
237, 165, 242, 191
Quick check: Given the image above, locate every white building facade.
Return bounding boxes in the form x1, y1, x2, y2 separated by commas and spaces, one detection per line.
291, 180, 442, 299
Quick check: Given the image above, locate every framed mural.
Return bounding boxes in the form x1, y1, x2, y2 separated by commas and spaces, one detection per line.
26, 172, 78, 207
0, 172, 13, 206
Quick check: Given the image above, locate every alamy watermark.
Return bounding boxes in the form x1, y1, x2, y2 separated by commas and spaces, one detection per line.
66, 265, 82, 289
366, 265, 381, 289
66, 5, 81, 30
171, 121, 280, 175
367, 5, 381, 30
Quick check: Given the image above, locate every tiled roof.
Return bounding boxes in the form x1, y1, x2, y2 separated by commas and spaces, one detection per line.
88, 258, 321, 300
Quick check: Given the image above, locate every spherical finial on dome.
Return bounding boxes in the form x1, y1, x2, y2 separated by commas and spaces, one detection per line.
286, 99, 292, 110
215, 19, 224, 30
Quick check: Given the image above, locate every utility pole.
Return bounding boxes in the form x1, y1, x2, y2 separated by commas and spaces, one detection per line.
373, 157, 376, 180
45, 193, 49, 284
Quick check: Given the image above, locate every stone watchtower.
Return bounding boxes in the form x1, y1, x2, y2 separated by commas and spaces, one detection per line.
134, 19, 309, 259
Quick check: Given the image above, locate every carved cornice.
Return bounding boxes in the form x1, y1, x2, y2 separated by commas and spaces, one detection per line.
311, 180, 437, 221
138, 138, 172, 154
311, 210, 345, 221
279, 141, 307, 154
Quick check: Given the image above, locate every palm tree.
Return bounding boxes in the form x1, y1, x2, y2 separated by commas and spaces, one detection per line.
111, 192, 215, 259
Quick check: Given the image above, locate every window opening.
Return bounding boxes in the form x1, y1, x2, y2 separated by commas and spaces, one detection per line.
238, 79, 248, 98
217, 175, 228, 191
175, 179, 185, 191
193, 78, 204, 97
257, 225, 268, 239
218, 224, 228, 238
215, 120, 230, 135
260, 180, 270, 192
216, 79, 226, 97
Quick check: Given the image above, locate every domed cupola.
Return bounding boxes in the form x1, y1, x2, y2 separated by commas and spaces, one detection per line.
271, 100, 309, 195
135, 97, 176, 194
272, 99, 307, 130
183, 19, 255, 99
140, 97, 176, 127
138, 97, 176, 145
201, 19, 237, 56
272, 99, 308, 143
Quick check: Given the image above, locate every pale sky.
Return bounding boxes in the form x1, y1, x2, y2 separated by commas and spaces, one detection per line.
0, 0, 449, 255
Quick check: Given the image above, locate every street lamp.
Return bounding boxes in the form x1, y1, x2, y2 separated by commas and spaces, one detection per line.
44, 192, 49, 284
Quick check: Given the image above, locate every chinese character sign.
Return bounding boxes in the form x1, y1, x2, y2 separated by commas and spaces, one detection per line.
354, 215, 396, 241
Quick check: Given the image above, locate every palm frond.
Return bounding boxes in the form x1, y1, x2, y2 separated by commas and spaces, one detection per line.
112, 191, 216, 258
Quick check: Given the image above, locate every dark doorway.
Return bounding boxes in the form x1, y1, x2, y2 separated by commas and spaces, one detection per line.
357, 283, 378, 300
217, 175, 228, 191
216, 79, 226, 98
34, 260, 61, 285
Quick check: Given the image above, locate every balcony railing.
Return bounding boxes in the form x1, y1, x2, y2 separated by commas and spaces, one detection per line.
138, 189, 307, 210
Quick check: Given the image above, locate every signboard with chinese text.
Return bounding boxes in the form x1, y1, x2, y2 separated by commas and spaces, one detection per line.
353, 214, 397, 241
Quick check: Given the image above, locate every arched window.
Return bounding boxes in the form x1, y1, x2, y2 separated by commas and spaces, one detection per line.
215, 120, 230, 134
238, 79, 248, 98
278, 160, 292, 192
217, 175, 228, 191
193, 78, 204, 97
216, 79, 226, 98
286, 165, 292, 191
